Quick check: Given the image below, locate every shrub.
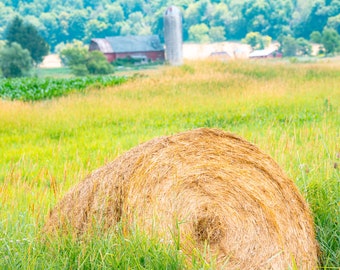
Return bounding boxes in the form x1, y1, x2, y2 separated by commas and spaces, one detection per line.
0, 42, 33, 78
321, 28, 340, 54
87, 51, 113, 75
60, 45, 113, 76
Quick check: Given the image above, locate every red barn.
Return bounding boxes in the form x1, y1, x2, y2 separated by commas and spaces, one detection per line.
89, 35, 165, 63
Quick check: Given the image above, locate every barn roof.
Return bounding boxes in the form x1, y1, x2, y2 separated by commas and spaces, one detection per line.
249, 48, 277, 58
90, 35, 164, 54
91, 38, 112, 53
105, 35, 163, 53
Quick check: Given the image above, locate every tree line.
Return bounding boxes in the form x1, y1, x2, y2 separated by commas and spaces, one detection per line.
0, 16, 113, 78
1, 0, 340, 78
0, 0, 339, 51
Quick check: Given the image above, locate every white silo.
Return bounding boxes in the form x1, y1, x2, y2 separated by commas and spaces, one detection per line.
164, 6, 183, 66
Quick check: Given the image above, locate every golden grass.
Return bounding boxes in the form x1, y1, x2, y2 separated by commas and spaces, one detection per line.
0, 59, 339, 268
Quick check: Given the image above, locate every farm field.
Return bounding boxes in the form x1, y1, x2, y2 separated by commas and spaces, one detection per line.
0, 76, 127, 101
0, 60, 339, 268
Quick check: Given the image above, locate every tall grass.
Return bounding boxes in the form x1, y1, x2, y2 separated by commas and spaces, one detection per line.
0, 60, 339, 268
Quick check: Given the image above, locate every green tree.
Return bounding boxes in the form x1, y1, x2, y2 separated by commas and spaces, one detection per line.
57, 11, 71, 44
11, 0, 20, 8
184, 2, 201, 27
0, 40, 4, 77
85, 19, 108, 41
0, 3, 16, 40
296, 1, 329, 38
281, 35, 298, 57
151, 9, 165, 42
104, 3, 125, 23
3, 0, 340, 48
240, 0, 294, 39
83, 0, 102, 9
117, 12, 151, 36
0, 42, 33, 78
209, 26, 226, 42
60, 43, 113, 76
242, 32, 271, 50
310, 31, 322, 43
63, 0, 83, 9
40, 12, 59, 50
209, 3, 230, 28
188, 23, 210, 43
241, 0, 270, 35
321, 27, 340, 54
5, 16, 49, 64
102, 3, 125, 36
18, 2, 43, 16
296, 37, 312, 55
87, 51, 114, 75
327, 14, 340, 33
119, 0, 144, 16
59, 42, 85, 64
68, 10, 88, 41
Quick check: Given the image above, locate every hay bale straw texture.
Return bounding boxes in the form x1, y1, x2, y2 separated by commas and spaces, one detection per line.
45, 128, 318, 269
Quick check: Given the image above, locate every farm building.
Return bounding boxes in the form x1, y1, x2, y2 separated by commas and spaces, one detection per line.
249, 48, 282, 59
89, 35, 165, 63
209, 51, 232, 61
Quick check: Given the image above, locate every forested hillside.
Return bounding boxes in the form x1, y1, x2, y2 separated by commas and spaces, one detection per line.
0, 0, 339, 51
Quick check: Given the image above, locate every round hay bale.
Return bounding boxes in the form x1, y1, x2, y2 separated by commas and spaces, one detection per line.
45, 128, 318, 269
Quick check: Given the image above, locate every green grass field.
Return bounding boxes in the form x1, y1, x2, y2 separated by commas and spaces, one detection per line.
0, 60, 339, 269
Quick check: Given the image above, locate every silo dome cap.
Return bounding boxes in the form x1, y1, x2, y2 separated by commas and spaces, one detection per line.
164, 5, 181, 16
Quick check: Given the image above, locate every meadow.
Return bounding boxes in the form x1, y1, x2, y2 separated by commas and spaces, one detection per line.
0, 60, 339, 269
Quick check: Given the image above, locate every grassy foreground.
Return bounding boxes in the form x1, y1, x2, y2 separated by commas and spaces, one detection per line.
0, 60, 339, 269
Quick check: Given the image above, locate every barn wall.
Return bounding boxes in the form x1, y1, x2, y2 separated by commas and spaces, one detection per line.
103, 51, 165, 63
115, 51, 165, 62
104, 53, 117, 62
